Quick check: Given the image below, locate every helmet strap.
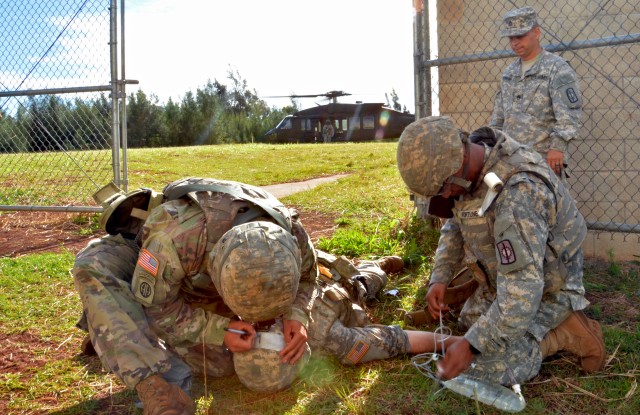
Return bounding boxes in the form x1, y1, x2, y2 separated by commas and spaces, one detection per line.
443, 142, 474, 191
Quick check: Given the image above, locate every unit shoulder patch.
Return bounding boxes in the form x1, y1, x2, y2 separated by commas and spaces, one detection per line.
497, 239, 517, 265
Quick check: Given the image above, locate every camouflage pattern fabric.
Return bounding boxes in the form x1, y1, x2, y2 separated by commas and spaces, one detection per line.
210, 221, 302, 323
490, 50, 582, 157
233, 319, 311, 393
73, 177, 408, 393
500, 6, 538, 38
396, 116, 464, 198
308, 261, 410, 366
429, 130, 588, 385
131, 194, 317, 352
73, 234, 174, 389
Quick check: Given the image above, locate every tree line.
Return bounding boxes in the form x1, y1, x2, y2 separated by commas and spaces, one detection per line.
0, 70, 405, 152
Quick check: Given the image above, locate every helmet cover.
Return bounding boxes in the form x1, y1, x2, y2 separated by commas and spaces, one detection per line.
233, 319, 310, 393
396, 116, 464, 198
209, 221, 301, 322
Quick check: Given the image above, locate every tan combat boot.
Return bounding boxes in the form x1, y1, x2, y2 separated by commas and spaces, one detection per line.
135, 374, 195, 415
374, 256, 404, 274
540, 310, 606, 372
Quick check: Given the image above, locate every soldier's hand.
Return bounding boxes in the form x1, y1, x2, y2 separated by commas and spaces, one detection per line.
223, 321, 256, 353
547, 149, 564, 175
426, 282, 449, 319
436, 337, 474, 380
280, 319, 308, 365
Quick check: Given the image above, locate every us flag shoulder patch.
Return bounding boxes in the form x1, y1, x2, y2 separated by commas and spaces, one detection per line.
346, 340, 370, 365
497, 240, 516, 265
138, 249, 159, 276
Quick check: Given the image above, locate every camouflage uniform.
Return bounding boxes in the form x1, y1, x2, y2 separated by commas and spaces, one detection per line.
128, 179, 318, 378
134, 198, 408, 375
490, 7, 582, 159
429, 128, 588, 385
74, 177, 408, 392
74, 234, 177, 389
307, 252, 409, 366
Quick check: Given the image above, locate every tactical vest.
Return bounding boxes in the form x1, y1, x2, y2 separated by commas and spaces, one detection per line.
163, 177, 294, 250
453, 132, 586, 294
156, 178, 317, 303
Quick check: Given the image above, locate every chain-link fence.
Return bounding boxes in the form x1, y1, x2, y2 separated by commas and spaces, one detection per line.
0, 0, 126, 212
414, 0, 640, 235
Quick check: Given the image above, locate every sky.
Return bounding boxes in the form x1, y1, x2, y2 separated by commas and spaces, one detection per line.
124, 0, 418, 113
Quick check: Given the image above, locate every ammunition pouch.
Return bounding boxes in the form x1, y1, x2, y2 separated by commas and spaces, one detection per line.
316, 250, 389, 304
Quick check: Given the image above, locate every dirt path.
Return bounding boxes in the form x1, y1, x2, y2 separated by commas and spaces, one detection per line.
0, 176, 347, 257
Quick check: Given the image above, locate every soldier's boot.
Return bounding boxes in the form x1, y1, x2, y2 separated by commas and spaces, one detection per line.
403, 308, 435, 327
539, 310, 606, 373
403, 271, 478, 328
374, 256, 404, 274
135, 374, 195, 415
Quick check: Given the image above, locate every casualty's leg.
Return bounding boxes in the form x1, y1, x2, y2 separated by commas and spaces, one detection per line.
73, 235, 176, 389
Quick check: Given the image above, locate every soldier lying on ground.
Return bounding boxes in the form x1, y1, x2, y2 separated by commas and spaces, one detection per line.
74, 177, 454, 415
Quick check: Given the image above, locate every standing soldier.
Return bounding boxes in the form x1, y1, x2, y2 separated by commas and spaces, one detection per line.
490, 6, 583, 177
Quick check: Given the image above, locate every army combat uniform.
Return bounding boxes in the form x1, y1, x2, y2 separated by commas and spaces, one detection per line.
125, 179, 317, 376
429, 128, 588, 385
490, 49, 582, 159
133, 186, 409, 373
307, 251, 409, 366
74, 178, 408, 391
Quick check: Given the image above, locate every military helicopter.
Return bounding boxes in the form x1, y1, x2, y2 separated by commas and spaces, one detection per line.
262, 90, 415, 143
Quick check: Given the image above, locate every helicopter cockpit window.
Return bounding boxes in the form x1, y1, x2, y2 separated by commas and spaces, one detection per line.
363, 115, 375, 129
277, 117, 293, 130
301, 119, 312, 131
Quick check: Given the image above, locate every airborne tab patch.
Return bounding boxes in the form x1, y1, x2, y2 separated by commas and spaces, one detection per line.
346, 340, 370, 364
138, 249, 159, 276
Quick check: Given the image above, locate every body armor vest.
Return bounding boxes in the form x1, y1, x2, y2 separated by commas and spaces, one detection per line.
453, 132, 586, 294
161, 177, 314, 303
164, 177, 293, 248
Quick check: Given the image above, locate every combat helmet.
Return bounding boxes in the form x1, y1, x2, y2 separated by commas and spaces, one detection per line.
396, 116, 465, 198
93, 182, 164, 238
233, 319, 310, 393
209, 221, 301, 322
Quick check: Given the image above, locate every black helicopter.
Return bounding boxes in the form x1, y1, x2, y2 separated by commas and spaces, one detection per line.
262, 91, 415, 143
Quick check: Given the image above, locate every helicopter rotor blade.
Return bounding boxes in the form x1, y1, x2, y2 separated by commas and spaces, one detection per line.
262, 91, 352, 100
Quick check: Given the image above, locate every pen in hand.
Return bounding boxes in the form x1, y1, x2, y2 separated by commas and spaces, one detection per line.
224, 327, 249, 336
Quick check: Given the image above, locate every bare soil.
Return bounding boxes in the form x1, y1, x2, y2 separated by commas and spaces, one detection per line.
0, 207, 338, 258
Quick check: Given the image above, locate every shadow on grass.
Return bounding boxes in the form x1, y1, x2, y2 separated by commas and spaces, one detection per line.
48, 390, 139, 415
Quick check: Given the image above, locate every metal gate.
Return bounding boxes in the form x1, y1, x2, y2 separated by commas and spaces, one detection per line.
413, 0, 640, 235
0, 0, 129, 212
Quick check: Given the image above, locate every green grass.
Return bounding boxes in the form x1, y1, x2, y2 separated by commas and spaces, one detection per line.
1, 142, 639, 414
